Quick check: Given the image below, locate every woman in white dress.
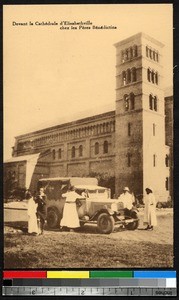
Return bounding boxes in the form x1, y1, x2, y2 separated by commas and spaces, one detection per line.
26, 191, 39, 235
60, 186, 83, 231
143, 187, 157, 230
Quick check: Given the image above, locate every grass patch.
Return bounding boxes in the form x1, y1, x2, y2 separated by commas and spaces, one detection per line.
4, 231, 173, 268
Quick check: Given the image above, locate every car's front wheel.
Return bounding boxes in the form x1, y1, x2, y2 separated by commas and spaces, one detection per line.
125, 219, 139, 230
97, 213, 115, 234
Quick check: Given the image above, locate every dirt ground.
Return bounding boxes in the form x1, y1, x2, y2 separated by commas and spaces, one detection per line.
4, 210, 173, 268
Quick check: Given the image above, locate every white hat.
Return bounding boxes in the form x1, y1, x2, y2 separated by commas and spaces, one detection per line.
123, 187, 130, 192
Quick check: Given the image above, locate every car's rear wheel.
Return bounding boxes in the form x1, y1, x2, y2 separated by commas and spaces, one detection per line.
97, 213, 114, 234
47, 208, 60, 229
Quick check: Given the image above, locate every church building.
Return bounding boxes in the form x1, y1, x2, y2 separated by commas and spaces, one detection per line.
4, 33, 173, 201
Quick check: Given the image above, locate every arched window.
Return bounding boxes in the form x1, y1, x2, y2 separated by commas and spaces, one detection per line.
146, 46, 149, 57
130, 47, 133, 59
71, 146, 75, 158
156, 52, 159, 62
133, 45, 138, 57
103, 141, 108, 154
125, 49, 129, 60
52, 149, 56, 160
165, 155, 169, 167
151, 70, 155, 83
154, 96, 157, 111
153, 51, 156, 61
155, 72, 158, 85
130, 93, 135, 110
127, 69, 131, 83
121, 50, 125, 63
147, 68, 151, 82
58, 148, 61, 159
149, 94, 153, 110
131, 68, 137, 82
79, 145, 83, 157
149, 48, 152, 59
122, 71, 126, 85
95, 142, 99, 155
124, 94, 129, 111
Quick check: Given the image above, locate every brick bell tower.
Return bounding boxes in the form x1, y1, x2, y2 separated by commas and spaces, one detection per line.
114, 32, 169, 201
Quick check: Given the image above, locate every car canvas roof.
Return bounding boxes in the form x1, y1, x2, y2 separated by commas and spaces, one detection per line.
75, 185, 107, 190
39, 177, 98, 186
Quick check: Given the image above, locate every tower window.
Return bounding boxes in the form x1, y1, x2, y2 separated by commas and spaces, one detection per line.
147, 68, 151, 82
124, 94, 129, 111
122, 71, 126, 85
165, 155, 169, 167
128, 123, 131, 136
146, 46, 149, 57
153, 124, 156, 136
95, 142, 99, 155
155, 72, 158, 85
130, 93, 135, 110
103, 141, 109, 154
127, 69, 131, 83
165, 177, 169, 191
149, 94, 153, 110
153, 154, 156, 167
52, 149, 56, 160
154, 96, 157, 111
131, 68, 137, 82
58, 148, 62, 159
133, 45, 138, 57
79, 145, 83, 157
149, 94, 158, 111
71, 146, 75, 158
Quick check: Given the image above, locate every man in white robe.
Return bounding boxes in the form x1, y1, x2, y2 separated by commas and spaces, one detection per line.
27, 191, 39, 234
143, 187, 157, 230
118, 187, 133, 210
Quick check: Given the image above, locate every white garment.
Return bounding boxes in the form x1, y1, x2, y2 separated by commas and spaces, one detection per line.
27, 197, 39, 234
143, 193, 157, 226
118, 191, 133, 210
61, 191, 82, 228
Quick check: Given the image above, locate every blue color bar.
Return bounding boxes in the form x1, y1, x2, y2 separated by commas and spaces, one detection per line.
134, 271, 176, 278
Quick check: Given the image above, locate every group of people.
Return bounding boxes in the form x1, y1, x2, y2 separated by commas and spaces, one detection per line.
119, 186, 157, 230
26, 184, 157, 235
26, 187, 47, 235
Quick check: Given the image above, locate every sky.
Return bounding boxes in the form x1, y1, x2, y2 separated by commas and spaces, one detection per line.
3, 4, 173, 160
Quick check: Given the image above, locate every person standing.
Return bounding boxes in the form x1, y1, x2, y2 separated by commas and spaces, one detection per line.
143, 187, 157, 230
36, 187, 47, 234
26, 190, 39, 235
60, 186, 83, 232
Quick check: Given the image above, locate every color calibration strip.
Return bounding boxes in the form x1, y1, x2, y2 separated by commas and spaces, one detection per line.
2, 271, 177, 296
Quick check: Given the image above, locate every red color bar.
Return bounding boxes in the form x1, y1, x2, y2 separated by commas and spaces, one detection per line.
3, 271, 47, 279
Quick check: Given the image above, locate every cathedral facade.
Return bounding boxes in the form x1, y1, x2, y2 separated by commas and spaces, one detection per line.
4, 33, 173, 201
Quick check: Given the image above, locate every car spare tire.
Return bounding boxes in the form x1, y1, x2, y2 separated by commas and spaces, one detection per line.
47, 207, 60, 229
97, 213, 115, 234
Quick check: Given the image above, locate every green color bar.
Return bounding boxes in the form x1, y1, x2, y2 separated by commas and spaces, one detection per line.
90, 271, 133, 278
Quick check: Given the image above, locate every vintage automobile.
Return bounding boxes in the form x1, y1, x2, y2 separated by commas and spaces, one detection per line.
38, 177, 139, 234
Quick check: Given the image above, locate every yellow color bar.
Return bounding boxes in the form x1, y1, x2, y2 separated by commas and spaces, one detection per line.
47, 271, 90, 279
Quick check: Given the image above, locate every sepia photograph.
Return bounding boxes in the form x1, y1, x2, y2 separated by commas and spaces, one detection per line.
3, 4, 173, 269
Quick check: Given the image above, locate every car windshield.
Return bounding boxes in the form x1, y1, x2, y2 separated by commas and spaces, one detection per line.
87, 189, 109, 199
